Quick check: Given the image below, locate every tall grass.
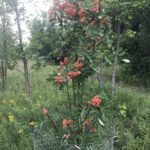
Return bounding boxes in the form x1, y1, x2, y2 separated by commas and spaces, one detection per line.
0, 65, 149, 150
0, 65, 65, 150
103, 82, 150, 150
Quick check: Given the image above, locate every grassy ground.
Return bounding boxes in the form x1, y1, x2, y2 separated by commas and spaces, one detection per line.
0, 64, 150, 150
0, 65, 62, 150
104, 82, 150, 150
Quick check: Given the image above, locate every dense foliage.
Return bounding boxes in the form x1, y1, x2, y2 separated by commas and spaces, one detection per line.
122, 1, 150, 78
0, 0, 150, 150
105, 0, 150, 78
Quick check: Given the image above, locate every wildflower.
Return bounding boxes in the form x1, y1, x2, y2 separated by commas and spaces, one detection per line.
120, 110, 127, 117
68, 71, 81, 79
58, 0, 69, 11
63, 2, 77, 19
90, 127, 97, 133
118, 104, 127, 110
29, 121, 37, 126
78, 8, 86, 23
58, 2, 65, 11
48, 7, 54, 15
38, 96, 42, 100
54, 76, 65, 84
64, 7, 77, 16
8, 113, 15, 122
63, 119, 73, 129
63, 134, 70, 139
42, 108, 48, 115
83, 119, 92, 126
9, 100, 16, 106
74, 59, 83, 70
88, 95, 102, 107
18, 129, 23, 134
64, 57, 69, 65
78, 8, 86, 17
91, 0, 100, 13
91, 7, 97, 12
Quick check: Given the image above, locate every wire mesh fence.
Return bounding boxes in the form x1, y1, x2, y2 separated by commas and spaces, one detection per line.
32, 122, 115, 150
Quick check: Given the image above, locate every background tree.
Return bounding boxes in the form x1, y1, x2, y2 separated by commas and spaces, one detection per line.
28, 12, 57, 66
121, 0, 150, 78
8, 0, 30, 97
0, 0, 16, 91
105, 0, 150, 81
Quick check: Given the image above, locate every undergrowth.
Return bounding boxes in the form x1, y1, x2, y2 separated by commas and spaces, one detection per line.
0, 65, 149, 150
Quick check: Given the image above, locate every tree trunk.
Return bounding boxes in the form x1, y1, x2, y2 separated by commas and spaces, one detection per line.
112, 21, 121, 97
2, 33, 7, 90
4, 62, 7, 79
14, 4, 30, 98
96, 71, 104, 88
1, 3, 7, 91
1, 61, 4, 91
4, 39, 7, 79
104, 20, 121, 150
23, 56, 30, 98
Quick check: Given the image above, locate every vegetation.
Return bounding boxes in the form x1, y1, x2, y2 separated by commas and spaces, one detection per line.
0, 0, 150, 149
0, 65, 150, 149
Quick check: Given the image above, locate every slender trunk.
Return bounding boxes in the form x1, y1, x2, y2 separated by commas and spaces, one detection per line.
97, 73, 103, 88
1, 61, 5, 91
65, 66, 71, 108
23, 57, 30, 98
96, 66, 104, 88
72, 81, 76, 106
1, 56, 6, 91
4, 65, 7, 79
4, 39, 7, 79
3, 36, 7, 89
14, 4, 30, 98
1, 5, 7, 91
105, 20, 121, 150
112, 22, 121, 97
